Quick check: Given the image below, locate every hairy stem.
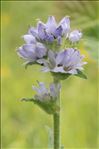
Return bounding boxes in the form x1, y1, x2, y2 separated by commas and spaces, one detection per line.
53, 78, 60, 149
53, 112, 60, 149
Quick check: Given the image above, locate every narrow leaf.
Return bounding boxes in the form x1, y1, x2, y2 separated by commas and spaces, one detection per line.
24, 61, 36, 69
20, 97, 34, 102
75, 70, 87, 79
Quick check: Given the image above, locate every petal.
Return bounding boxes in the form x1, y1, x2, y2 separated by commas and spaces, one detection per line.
37, 21, 46, 40
22, 34, 36, 44
38, 82, 48, 94
32, 82, 48, 96
46, 16, 57, 34
32, 85, 41, 94
45, 33, 54, 42
56, 50, 67, 65
41, 66, 50, 72
59, 16, 70, 35
63, 49, 79, 67
35, 42, 47, 58
67, 69, 77, 74
50, 83, 61, 98
50, 83, 56, 98
69, 30, 82, 43
37, 59, 47, 65
52, 66, 66, 73
17, 44, 36, 61
54, 26, 62, 37
28, 27, 39, 39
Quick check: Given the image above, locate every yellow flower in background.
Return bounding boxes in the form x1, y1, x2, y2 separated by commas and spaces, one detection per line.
1, 67, 11, 78
2, 13, 11, 27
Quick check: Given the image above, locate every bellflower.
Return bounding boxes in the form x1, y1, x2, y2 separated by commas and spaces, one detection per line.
40, 48, 87, 74
69, 30, 82, 43
32, 82, 61, 101
17, 15, 87, 149
28, 16, 70, 45
17, 41, 47, 63
58, 16, 70, 36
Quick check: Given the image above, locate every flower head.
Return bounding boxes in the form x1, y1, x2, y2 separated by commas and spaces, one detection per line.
32, 81, 61, 101
69, 30, 82, 43
41, 48, 87, 74
17, 41, 47, 63
17, 16, 85, 78
28, 16, 70, 45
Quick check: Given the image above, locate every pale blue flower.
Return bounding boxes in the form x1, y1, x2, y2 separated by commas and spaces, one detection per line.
17, 42, 47, 63
22, 34, 36, 44
28, 16, 70, 45
32, 82, 61, 101
41, 48, 87, 74
58, 16, 70, 36
69, 30, 82, 43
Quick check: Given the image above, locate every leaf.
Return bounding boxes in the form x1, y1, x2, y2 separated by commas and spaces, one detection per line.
75, 70, 87, 79
33, 99, 60, 115
51, 72, 71, 80
20, 97, 60, 115
23, 61, 37, 69
20, 97, 34, 102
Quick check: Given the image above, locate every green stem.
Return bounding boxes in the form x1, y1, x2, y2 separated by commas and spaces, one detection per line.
53, 78, 60, 149
53, 113, 60, 149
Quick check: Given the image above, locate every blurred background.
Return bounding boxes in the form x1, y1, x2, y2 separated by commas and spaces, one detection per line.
1, 1, 99, 149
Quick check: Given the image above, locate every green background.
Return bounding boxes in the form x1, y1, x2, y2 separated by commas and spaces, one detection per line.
1, 1, 98, 149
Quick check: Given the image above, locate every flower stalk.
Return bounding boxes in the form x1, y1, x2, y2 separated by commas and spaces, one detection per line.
53, 77, 61, 149
53, 112, 60, 149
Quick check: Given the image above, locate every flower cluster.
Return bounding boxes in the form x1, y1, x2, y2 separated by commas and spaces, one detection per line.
22, 82, 61, 114
17, 16, 86, 76
18, 16, 87, 115
32, 81, 61, 101
28, 16, 70, 44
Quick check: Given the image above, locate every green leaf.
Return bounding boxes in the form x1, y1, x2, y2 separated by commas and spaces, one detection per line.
21, 97, 60, 115
75, 70, 87, 79
51, 70, 87, 81
24, 61, 37, 69
51, 72, 71, 80
20, 98, 34, 102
